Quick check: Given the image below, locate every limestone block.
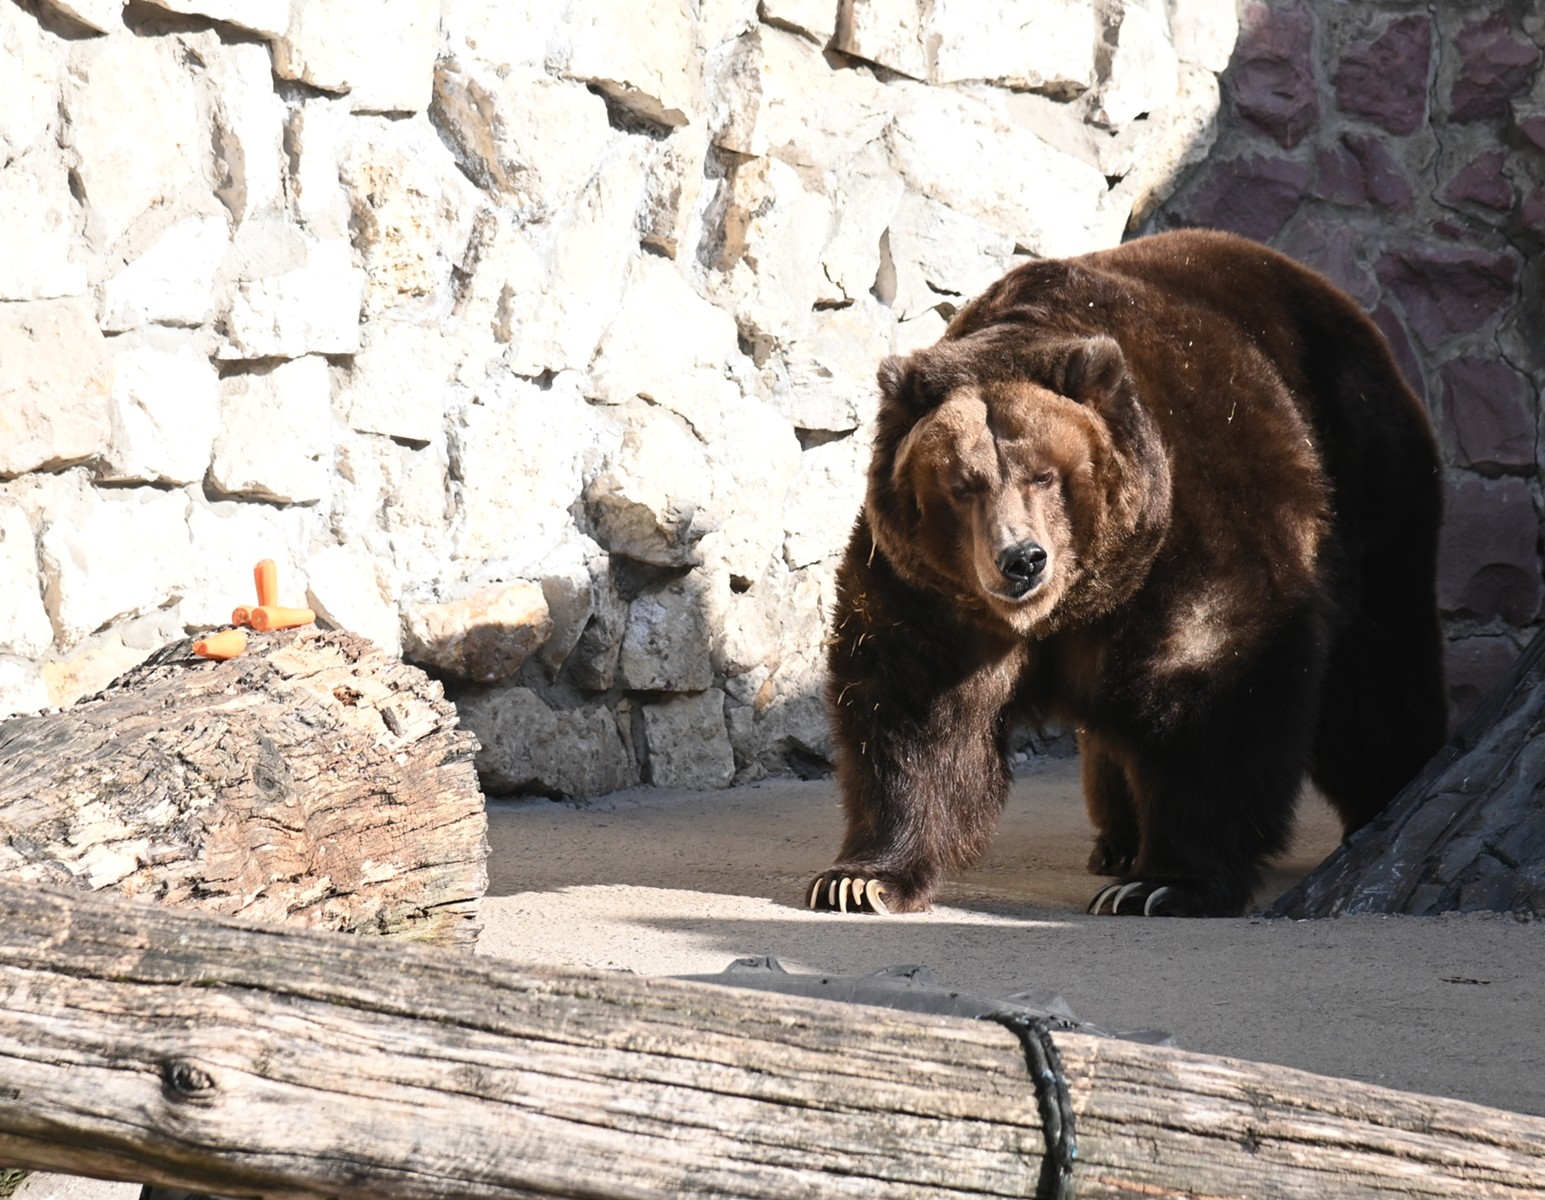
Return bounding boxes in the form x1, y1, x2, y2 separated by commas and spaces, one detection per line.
138, 0, 290, 37
97, 330, 220, 487
284, 98, 354, 240
1104, 64, 1221, 227
782, 431, 869, 569
402, 582, 552, 684
337, 115, 484, 319
330, 433, 452, 584
537, 561, 595, 678
40, 0, 122, 33
819, 142, 906, 307
221, 238, 366, 359
588, 255, 745, 442
759, 0, 838, 43
885, 192, 1014, 321
205, 39, 289, 223
696, 391, 803, 584
709, 154, 833, 351
776, 299, 892, 433
0, 659, 51, 722
710, 26, 892, 169
834, 0, 928, 80
0, 298, 112, 478
559, 0, 697, 127
1167, 0, 1239, 72
643, 688, 735, 789
61, 34, 215, 253
1093, 0, 1181, 131
885, 84, 1113, 258
275, 0, 441, 114
342, 320, 456, 445
584, 402, 718, 569
442, 0, 564, 70
209, 356, 332, 504
306, 543, 403, 657
1, 3, 62, 161
1438, 475, 1542, 626
565, 558, 628, 691
449, 371, 605, 575
504, 143, 650, 377
430, 59, 612, 222
1332, 14, 1433, 137
0, 149, 87, 301
619, 576, 714, 692
38, 486, 192, 649
458, 685, 636, 797
0, 506, 54, 658
99, 216, 228, 332
930, 0, 1099, 95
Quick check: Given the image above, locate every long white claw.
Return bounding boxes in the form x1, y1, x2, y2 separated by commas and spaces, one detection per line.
809, 879, 823, 910
865, 879, 889, 914
838, 877, 850, 913
1112, 881, 1145, 914
1088, 884, 1116, 915
1143, 886, 1174, 916
828, 879, 839, 909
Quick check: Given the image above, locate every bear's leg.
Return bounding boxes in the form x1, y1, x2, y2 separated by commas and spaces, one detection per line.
1311, 544, 1447, 836
1088, 611, 1325, 917
1080, 731, 1139, 875
810, 658, 1018, 914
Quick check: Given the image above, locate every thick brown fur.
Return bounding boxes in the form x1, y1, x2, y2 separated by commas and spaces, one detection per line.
810, 229, 1447, 917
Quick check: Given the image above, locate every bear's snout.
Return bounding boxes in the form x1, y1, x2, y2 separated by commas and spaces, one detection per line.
996, 541, 1048, 596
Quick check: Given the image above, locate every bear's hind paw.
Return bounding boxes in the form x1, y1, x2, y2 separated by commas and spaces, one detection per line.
1087, 879, 1193, 917
807, 872, 891, 914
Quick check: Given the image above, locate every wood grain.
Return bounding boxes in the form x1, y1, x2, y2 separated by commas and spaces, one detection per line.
0, 881, 1542, 1199
0, 628, 486, 946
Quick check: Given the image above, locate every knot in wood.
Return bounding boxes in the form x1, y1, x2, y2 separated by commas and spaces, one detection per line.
162, 1060, 217, 1101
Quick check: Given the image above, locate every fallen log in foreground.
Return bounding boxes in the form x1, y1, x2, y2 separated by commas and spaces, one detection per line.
0, 880, 1542, 1200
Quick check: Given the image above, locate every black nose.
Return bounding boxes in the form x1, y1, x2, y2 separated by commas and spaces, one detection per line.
997, 542, 1047, 595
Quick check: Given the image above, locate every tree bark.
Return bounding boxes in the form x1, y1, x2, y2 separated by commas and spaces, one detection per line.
0, 628, 486, 947
1271, 628, 1545, 918
1, 880, 1543, 1200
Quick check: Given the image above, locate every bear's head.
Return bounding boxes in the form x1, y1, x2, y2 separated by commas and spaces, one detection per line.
866, 329, 1171, 637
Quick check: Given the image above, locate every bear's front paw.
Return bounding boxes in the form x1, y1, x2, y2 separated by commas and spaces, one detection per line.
1086, 878, 1201, 917
1087, 836, 1137, 876
806, 870, 899, 914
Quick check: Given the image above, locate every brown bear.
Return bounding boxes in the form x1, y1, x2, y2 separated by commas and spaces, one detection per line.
808, 229, 1446, 918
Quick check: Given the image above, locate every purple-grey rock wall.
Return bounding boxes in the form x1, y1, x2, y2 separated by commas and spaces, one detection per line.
1149, 0, 1544, 725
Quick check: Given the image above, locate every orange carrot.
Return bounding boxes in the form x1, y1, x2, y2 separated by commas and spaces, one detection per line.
254, 558, 279, 608
193, 629, 248, 659
231, 605, 253, 627
249, 605, 315, 632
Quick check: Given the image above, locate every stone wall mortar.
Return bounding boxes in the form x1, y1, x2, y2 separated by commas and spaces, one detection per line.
1148, 0, 1545, 724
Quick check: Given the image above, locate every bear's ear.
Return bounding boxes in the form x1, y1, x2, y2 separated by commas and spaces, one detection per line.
1061, 335, 1126, 403
877, 355, 906, 399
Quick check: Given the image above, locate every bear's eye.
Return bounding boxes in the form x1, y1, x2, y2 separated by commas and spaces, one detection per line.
1030, 470, 1056, 488
948, 480, 980, 504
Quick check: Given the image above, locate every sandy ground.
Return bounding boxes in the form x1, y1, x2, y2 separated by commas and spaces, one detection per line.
481, 757, 1545, 1119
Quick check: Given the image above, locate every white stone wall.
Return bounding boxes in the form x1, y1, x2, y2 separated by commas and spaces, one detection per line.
0, 0, 1236, 793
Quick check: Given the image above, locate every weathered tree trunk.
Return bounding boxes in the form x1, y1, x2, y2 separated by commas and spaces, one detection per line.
0, 879, 1542, 1200
1271, 628, 1545, 918
0, 628, 486, 947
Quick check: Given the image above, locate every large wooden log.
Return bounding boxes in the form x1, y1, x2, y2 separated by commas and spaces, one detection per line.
0, 628, 486, 947
0, 880, 1542, 1200
1271, 628, 1545, 918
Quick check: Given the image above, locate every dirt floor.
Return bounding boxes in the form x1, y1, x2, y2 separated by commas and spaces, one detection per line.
480, 756, 1545, 1119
